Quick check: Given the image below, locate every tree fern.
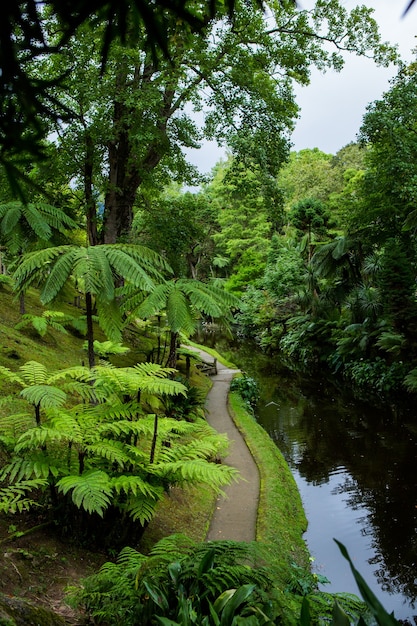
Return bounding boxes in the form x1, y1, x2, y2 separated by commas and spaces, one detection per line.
13, 243, 168, 367
1, 360, 238, 533
124, 278, 239, 366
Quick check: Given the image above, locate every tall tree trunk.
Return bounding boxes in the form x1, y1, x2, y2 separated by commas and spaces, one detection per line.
102, 69, 173, 243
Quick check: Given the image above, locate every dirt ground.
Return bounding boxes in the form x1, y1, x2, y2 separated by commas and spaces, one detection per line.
0, 513, 107, 623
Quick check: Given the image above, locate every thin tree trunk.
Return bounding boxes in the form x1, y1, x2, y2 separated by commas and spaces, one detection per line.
149, 414, 158, 463
166, 331, 179, 368
19, 292, 25, 315
85, 291, 95, 369
85, 131, 98, 246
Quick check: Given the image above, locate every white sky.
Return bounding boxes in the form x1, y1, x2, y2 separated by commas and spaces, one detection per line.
186, 1, 417, 173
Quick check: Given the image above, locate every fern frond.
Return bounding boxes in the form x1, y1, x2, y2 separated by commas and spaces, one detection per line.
1, 455, 61, 481
125, 494, 160, 524
97, 419, 154, 439
103, 247, 156, 291
404, 367, 417, 392
19, 360, 48, 384
41, 247, 81, 303
167, 286, 195, 334
15, 425, 71, 452
0, 412, 33, 437
13, 246, 71, 294
57, 470, 112, 517
132, 362, 175, 377
95, 297, 123, 343
87, 441, 131, 467
47, 365, 92, 385
157, 436, 228, 464
86, 246, 114, 300
0, 365, 25, 387
152, 459, 238, 489
0, 478, 48, 514
148, 533, 196, 559
132, 283, 172, 319
116, 546, 148, 569
47, 410, 83, 441
107, 244, 171, 276
110, 474, 161, 499
20, 384, 67, 409
0, 202, 21, 234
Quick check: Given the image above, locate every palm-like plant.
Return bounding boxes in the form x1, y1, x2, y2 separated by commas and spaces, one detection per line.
0, 201, 78, 313
12, 243, 170, 367
124, 278, 239, 367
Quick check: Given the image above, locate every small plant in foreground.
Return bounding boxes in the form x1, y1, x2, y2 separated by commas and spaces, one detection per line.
68, 534, 278, 625
230, 375, 260, 412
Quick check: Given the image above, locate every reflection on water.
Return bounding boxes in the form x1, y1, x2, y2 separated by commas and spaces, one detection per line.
218, 340, 417, 623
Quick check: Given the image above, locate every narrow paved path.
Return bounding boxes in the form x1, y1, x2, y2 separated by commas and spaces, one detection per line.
188, 346, 260, 542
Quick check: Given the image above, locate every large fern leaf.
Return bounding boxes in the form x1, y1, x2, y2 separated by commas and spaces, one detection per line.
110, 474, 162, 499
20, 384, 67, 409
151, 459, 238, 489
87, 441, 132, 467
15, 425, 72, 452
0, 412, 35, 439
1, 454, 62, 481
125, 494, 160, 524
19, 360, 48, 384
57, 470, 113, 516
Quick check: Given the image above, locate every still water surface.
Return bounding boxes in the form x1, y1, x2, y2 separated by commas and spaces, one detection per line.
220, 341, 417, 623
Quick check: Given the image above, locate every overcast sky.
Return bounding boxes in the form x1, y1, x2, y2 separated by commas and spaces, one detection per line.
291, 0, 417, 153
186, 0, 417, 173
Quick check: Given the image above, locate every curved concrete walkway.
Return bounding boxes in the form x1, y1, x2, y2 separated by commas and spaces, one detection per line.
187, 346, 260, 542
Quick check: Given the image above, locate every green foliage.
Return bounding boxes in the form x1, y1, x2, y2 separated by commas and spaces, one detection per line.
15, 310, 73, 337
0, 479, 48, 514
288, 198, 330, 237
69, 535, 278, 625
300, 542, 402, 625
124, 278, 239, 367
230, 375, 260, 412
0, 202, 77, 257
0, 361, 236, 541
12, 243, 170, 367
343, 358, 408, 396
133, 191, 218, 279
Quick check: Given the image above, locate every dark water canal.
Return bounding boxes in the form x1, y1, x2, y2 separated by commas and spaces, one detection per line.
212, 339, 417, 623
